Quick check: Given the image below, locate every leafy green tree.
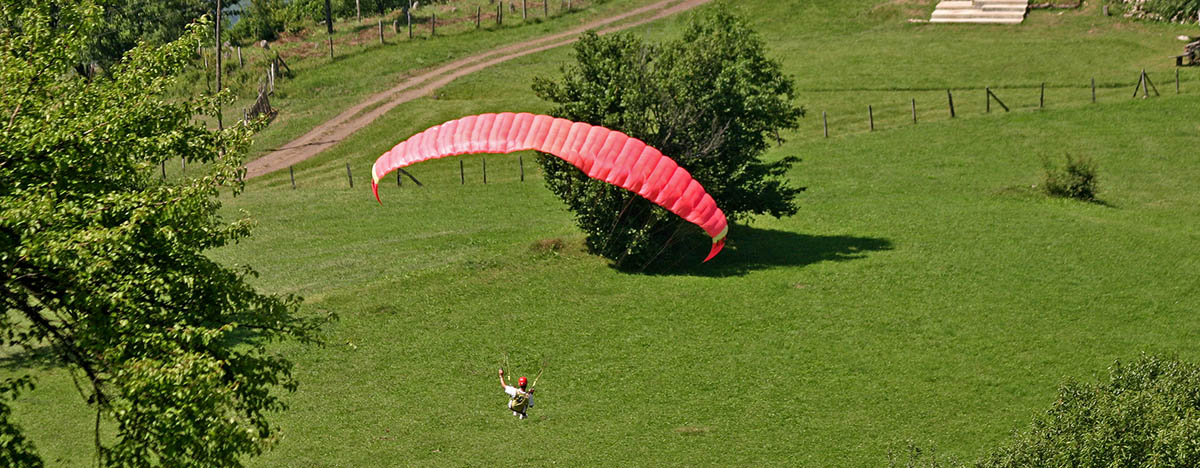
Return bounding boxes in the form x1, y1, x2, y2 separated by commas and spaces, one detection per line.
229, 0, 286, 42
979, 354, 1200, 468
532, 4, 805, 270
1, 2, 325, 466
82, 0, 215, 75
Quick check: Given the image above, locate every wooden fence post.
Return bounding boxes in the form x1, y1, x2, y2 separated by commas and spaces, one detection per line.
1132, 69, 1160, 98
822, 111, 828, 138
545, 0, 549, 17
1091, 77, 1096, 103
986, 87, 990, 113
346, 163, 353, 188
408, 9, 413, 39
498, 2, 503, 26
324, 0, 334, 60
290, 166, 296, 189
393, 19, 398, 34
398, 169, 402, 186
237, 46, 243, 67
947, 89, 955, 117
868, 105, 874, 131
398, 169, 423, 187
431, 13, 436, 36
378, 20, 384, 44
987, 87, 1010, 112
477, 7, 481, 28
460, 160, 465, 184
911, 99, 917, 124
161, 161, 166, 180
523, 0, 527, 19
1137, 69, 1159, 97
519, 155, 525, 181
1040, 82, 1045, 108
483, 157, 487, 183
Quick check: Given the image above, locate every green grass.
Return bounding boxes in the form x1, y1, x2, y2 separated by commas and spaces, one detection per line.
8, 0, 1200, 466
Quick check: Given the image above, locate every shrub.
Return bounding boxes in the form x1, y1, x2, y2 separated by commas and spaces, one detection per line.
1109, 0, 1200, 23
978, 354, 1200, 468
532, 5, 805, 270
1041, 155, 1098, 201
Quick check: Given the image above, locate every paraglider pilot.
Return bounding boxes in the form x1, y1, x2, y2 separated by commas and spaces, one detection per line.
498, 368, 533, 419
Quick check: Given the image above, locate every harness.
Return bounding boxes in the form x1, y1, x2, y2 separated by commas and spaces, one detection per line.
508, 389, 530, 416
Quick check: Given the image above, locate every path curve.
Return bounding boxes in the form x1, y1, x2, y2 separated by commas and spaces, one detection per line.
245, 0, 712, 179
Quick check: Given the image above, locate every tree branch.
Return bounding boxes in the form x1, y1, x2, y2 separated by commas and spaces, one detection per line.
13, 281, 109, 406
5, 102, 21, 130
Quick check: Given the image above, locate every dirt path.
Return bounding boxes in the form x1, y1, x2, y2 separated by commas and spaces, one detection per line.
245, 0, 712, 179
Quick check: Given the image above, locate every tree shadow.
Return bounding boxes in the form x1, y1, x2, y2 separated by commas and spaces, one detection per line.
642, 225, 893, 277
0, 344, 61, 372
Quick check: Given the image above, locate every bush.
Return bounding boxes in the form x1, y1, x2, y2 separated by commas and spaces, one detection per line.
532, 5, 805, 270
1041, 155, 1098, 201
1109, 0, 1200, 23
886, 355, 1200, 468
978, 354, 1200, 468
229, 0, 288, 42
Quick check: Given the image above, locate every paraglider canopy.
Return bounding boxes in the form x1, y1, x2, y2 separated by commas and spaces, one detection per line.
371, 113, 729, 262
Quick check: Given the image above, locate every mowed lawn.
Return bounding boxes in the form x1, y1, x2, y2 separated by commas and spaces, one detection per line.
8, 1, 1200, 466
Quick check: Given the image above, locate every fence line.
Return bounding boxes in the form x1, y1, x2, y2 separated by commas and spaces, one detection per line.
815, 69, 1192, 139
235, 69, 1193, 188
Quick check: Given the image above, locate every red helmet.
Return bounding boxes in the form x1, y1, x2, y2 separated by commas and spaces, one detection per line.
518, 376, 527, 387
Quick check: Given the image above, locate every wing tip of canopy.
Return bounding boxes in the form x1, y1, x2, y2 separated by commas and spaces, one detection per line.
372, 161, 383, 204
702, 225, 729, 262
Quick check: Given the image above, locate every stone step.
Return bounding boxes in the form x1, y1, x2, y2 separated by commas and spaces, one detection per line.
936, 0, 1028, 8
929, 16, 1027, 23
931, 10, 1028, 18
936, 1, 977, 9
931, 0, 1028, 24
980, 5, 1029, 12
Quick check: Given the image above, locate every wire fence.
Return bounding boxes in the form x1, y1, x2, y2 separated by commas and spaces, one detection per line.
162, 66, 1197, 189
807, 67, 1195, 140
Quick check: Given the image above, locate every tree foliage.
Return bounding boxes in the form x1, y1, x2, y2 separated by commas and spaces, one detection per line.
979, 354, 1200, 468
230, 0, 409, 42
532, 4, 804, 270
82, 0, 215, 74
1, 2, 326, 466
885, 354, 1200, 468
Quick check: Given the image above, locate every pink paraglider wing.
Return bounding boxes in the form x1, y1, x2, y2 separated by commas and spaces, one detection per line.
371, 113, 728, 262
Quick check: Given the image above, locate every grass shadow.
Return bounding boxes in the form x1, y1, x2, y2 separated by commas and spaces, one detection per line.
0, 344, 61, 372
642, 225, 893, 277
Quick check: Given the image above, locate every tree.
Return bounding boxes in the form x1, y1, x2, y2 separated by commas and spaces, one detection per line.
532, 4, 805, 270
979, 354, 1200, 468
81, 0, 215, 75
229, 0, 287, 42
0, 2, 326, 466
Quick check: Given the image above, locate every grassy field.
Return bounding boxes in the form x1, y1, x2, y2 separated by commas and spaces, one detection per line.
8, 0, 1200, 466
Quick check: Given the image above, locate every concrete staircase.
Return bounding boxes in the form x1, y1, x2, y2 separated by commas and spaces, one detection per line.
930, 0, 1029, 24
